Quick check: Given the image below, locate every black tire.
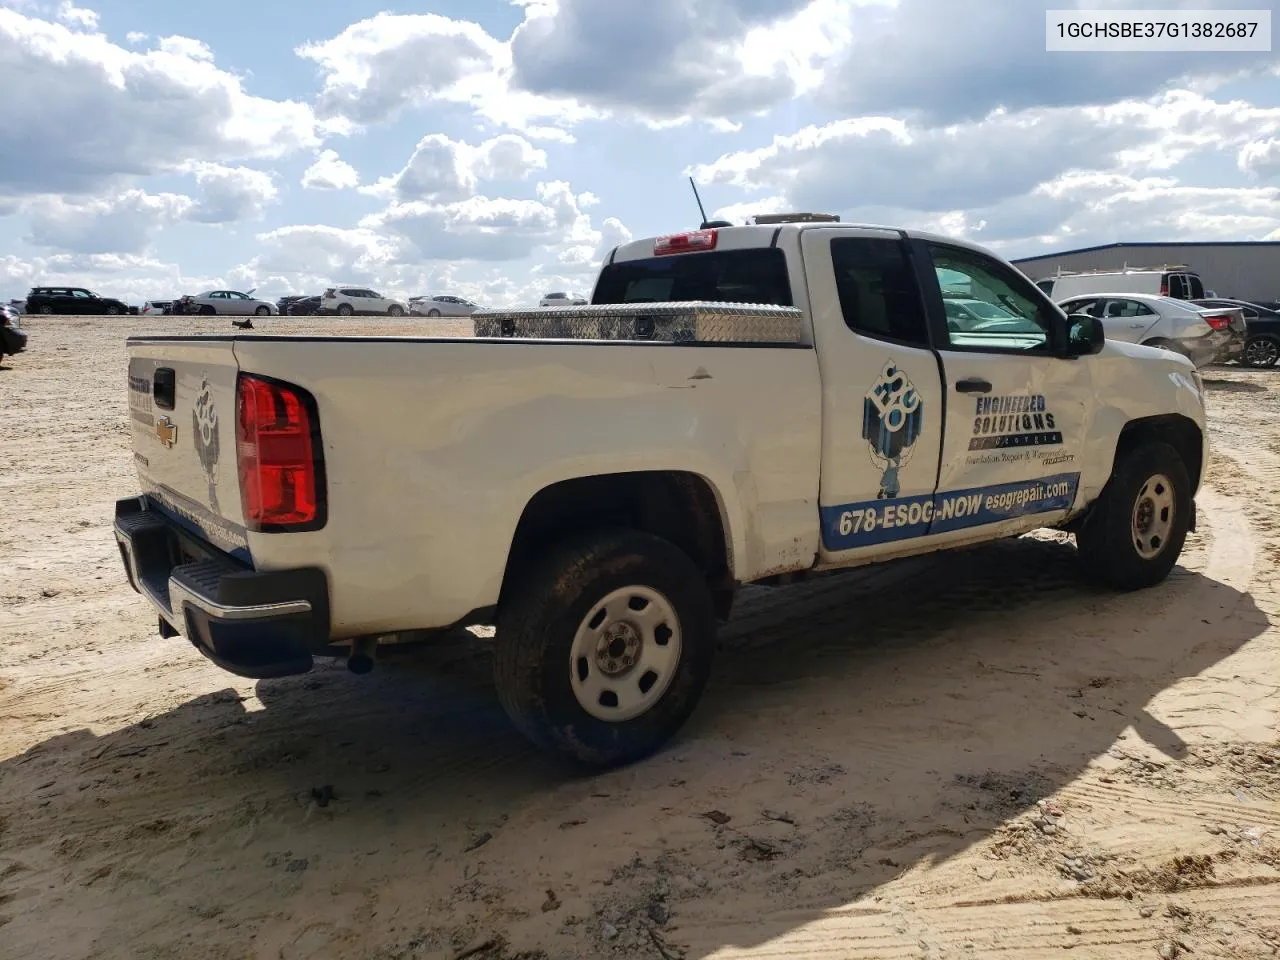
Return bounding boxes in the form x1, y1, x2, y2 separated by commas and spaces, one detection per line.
105, 306, 120, 316
1243, 334, 1280, 368
494, 528, 716, 768
40, 305, 53, 314
255, 305, 270, 316
199, 305, 215, 316
427, 308, 441, 318
1076, 440, 1191, 591
387, 305, 404, 317
337, 304, 353, 317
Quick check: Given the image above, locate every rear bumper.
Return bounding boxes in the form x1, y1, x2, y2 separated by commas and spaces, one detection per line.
113, 496, 330, 679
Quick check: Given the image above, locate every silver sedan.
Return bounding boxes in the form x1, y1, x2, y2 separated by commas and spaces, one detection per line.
409, 295, 483, 317
1056, 293, 1245, 368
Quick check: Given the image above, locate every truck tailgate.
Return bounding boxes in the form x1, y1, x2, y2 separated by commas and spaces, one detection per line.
127, 339, 250, 561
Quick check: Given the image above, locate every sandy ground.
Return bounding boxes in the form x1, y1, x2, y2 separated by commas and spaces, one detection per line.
3, 315, 1280, 960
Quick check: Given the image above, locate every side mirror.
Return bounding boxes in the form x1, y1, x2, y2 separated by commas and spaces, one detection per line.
1066, 313, 1105, 356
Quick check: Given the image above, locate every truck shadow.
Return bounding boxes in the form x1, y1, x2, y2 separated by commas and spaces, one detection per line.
0, 532, 1267, 959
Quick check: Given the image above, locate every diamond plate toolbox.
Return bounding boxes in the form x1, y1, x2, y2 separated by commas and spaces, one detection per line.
471, 301, 803, 344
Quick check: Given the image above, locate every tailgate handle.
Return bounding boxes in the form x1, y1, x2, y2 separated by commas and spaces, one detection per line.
153, 368, 176, 410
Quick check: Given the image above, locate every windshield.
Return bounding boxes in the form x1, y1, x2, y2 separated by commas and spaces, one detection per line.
593, 248, 793, 305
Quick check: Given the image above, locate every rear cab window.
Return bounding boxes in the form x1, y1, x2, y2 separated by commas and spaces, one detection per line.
592, 247, 794, 306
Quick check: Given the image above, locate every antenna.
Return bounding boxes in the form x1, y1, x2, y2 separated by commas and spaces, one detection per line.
689, 176, 709, 226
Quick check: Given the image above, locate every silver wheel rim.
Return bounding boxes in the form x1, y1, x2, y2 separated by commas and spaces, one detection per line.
1246, 338, 1278, 366
569, 585, 682, 722
1131, 473, 1175, 560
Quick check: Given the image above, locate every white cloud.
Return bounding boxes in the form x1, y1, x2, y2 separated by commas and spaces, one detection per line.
301, 149, 360, 191
182, 162, 277, 222
22, 190, 195, 254
125, 30, 146, 44
295, 11, 601, 138
360, 179, 606, 263
361, 133, 547, 203
0, 8, 322, 198
1239, 139, 1280, 180
54, 1, 96, 30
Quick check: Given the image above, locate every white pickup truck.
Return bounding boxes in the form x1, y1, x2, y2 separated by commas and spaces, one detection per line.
115, 217, 1208, 767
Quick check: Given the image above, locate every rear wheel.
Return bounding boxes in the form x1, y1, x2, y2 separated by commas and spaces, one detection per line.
1244, 334, 1280, 368
337, 304, 353, 317
255, 305, 270, 316
199, 305, 216, 316
1076, 440, 1191, 590
427, 308, 441, 318
40, 305, 53, 314
494, 528, 716, 768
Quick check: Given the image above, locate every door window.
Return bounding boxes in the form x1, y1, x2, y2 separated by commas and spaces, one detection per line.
1060, 298, 1104, 317
1166, 274, 1186, 298
1187, 275, 1205, 299
829, 237, 929, 345
927, 245, 1055, 352
1104, 299, 1155, 318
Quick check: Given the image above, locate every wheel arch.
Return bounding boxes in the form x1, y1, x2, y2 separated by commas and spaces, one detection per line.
499, 470, 737, 621
1113, 413, 1204, 494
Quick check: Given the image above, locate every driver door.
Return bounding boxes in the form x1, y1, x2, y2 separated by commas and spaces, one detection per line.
914, 239, 1094, 547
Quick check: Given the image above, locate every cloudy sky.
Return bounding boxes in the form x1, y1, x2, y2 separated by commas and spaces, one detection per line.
1, 0, 1278, 306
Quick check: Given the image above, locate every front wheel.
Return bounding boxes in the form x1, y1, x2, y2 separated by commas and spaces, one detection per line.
494, 529, 716, 768
255, 306, 270, 316
106, 306, 120, 316
387, 305, 404, 317
1244, 334, 1280, 368
1076, 440, 1191, 590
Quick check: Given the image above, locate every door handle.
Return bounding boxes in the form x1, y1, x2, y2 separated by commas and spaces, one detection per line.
954, 377, 992, 394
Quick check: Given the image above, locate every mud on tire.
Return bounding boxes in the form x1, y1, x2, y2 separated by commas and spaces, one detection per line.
1076, 440, 1191, 591
493, 528, 716, 768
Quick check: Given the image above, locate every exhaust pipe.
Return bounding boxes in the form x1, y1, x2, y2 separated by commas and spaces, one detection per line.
347, 635, 378, 674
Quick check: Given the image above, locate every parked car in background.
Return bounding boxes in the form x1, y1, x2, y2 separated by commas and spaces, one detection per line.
141, 300, 173, 316
0, 303, 27, 365
942, 295, 1027, 333
538, 291, 587, 307
1039, 267, 1206, 302
409, 294, 483, 317
182, 290, 277, 316
1057, 293, 1245, 368
318, 286, 407, 317
24, 286, 135, 316
284, 295, 323, 316
1191, 297, 1280, 367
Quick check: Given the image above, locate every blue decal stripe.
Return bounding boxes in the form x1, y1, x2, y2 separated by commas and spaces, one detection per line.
820, 472, 1081, 550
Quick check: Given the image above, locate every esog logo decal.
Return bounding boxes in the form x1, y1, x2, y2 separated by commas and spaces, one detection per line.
969, 394, 1062, 451
863, 361, 924, 499
192, 376, 220, 511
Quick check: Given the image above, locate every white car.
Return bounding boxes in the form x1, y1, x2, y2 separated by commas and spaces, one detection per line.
186, 290, 277, 316
539, 291, 587, 308
320, 286, 408, 317
409, 295, 483, 317
116, 216, 1208, 768
140, 300, 173, 316
1057, 292, 1245, 368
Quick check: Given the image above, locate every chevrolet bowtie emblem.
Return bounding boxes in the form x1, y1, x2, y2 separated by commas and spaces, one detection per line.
155, 415, 178, 448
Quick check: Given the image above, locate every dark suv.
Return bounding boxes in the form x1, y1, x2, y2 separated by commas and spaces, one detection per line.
25, 286, 135, 316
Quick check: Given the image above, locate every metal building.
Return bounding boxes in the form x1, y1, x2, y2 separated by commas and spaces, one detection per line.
1011, 241, 1280, 303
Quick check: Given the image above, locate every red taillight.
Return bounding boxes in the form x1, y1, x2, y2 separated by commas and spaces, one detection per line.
1204, 314, 1231, 330
236, 375, 321, 529
654, 229, 717, 256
